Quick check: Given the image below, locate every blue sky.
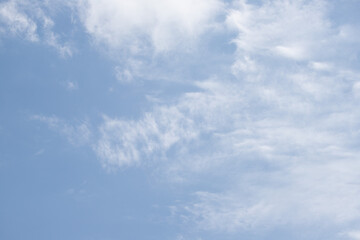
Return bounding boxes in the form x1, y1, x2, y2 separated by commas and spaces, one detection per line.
1, 0, 360, 239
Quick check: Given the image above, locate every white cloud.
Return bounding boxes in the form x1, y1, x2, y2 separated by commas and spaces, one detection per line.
95, 105, 199, 168
181, 153, 360, 230
226, 0, 332, 61
169, 0, 360, 233
94, 78, 249, 170
0, 0, 38, 41
273, 45, 307, 60
78, 0, 224, 53
23, 0, 360, 237
0, 0, 72, 57
95, 61, 360, 230
181, 191, 272, 232
45, 30, 72, 57
89, 0, 360, 235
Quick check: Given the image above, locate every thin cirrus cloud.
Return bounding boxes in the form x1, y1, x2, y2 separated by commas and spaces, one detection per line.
95, 80, 242, 169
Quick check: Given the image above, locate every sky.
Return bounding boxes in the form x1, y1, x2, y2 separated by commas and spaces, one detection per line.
1, 0, 360, 239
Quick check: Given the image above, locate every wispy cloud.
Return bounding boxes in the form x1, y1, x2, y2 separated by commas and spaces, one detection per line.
87, 0, 360, 235
226, 0, 332, 61
0, 0, 73, 57
32, 115, 92, 146
25, 0, 360, 238
0, 0, 38, 41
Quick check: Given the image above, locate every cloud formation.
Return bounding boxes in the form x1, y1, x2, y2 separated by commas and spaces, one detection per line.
0, 0, 72, 57
27, 0, 360, 238
226, 0, 332, 60
78, 0, 224, 53
89, 0, 360, 236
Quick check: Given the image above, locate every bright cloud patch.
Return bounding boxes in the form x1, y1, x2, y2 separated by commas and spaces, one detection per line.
78, 0, 223, 52
226, 0, 332, 60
